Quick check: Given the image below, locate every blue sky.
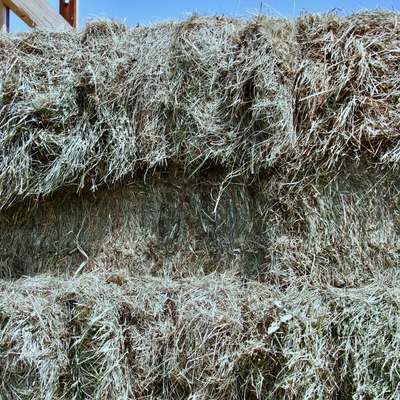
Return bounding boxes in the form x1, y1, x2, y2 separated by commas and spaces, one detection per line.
9, 0, 399, 31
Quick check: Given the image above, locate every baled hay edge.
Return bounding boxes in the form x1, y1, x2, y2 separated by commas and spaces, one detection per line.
0, 272, 399, 399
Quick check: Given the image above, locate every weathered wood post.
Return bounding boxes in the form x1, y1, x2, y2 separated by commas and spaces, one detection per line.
0, 1, 10, 32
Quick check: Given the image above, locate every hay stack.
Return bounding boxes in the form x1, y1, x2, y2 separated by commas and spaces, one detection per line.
0, 10, 400, 399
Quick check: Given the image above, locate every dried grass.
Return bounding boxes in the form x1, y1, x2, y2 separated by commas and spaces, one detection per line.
294, 11, 400, 168
0, 15, 296, 207
0, 11, 399, 207
0, 160, 398, 289
0, 10, 400, 399
1, 273, 399, 399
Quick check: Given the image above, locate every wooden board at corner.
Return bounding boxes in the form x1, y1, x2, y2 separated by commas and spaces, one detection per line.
60, 0, 77, 28
1, 0, 71, 29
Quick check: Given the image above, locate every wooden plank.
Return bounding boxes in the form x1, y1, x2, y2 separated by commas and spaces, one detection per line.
59, 0, 77, 28
0, 1, 10, 32
1, 0, 71, 29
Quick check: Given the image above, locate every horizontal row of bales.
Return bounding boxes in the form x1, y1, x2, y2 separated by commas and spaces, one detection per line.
0, 11, 399, 205
1, 273, 400, 399
0, 10, 400, 399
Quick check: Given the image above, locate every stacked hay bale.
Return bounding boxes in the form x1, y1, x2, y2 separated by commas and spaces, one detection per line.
0, 10, 399, 399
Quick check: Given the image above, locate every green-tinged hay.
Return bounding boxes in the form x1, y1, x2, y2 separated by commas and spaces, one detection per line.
0, 273, 399, 399
1, 159, 399, 288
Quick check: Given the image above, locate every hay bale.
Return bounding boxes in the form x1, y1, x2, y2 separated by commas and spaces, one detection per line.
294, 11, 400, 168
1, 273, 399, 399
0, 15, 296, 207
0, 160, 399, 288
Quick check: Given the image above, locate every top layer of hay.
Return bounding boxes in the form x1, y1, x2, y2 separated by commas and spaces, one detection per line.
0, 11, 399, 208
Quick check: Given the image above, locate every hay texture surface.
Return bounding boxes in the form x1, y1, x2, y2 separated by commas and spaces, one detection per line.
0, 15, 296, 206
0, 10, 400, 400
0, 11, 399, 205
1, 273, 400, 399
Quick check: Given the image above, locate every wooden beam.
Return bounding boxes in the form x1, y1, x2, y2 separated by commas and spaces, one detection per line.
0, 1, 10, 32
59, 0, 77, 28
1, 0, 71, 29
